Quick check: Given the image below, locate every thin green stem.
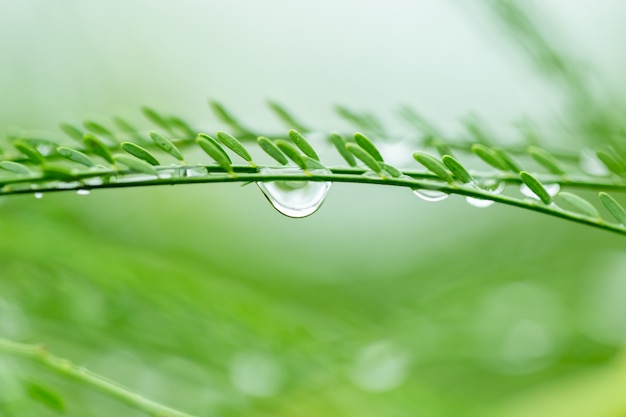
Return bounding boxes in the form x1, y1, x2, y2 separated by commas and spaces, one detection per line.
1, 164, 624, 237
0, 338, 200, 417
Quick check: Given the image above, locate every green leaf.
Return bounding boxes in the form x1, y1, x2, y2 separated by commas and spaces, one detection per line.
354, 132, 383, 162
599, 192, 626, 224
141, 107, 172, 133
167, 116, 196, 139
42, 164, 76, 180
528, 146, 565, 175
209, 101, 251, 135
433, 139, 452, 157
336, 105, 384, 136
83, 120, 115, 141
267, 101, 308, 132
413, 152, 454, 183
302, 156, 327, 171
288, 129, 319, 161
114, 154, 159, 175
59, 123, 84, 143
275, 140, 307, 170
0, 161, 32, 174
596, 149, 626, 175
493, 147, 522, 172
196, 134, 233, 173
83, 134, 114, 164
114, 117, 148, 144
346, 143, 383, 176
257, 136, 288, 165
471, 144, 508, 171
442, 155, 473, 183
121, 142, 160, 166
13, 140, 44, 164
380, 162, 402, 178
26, 381, 65, 412
57, 147, 96, 167
520, 171, 551, 204
216, 131, 254, 165
149, 131, 184, 161
329, 134, 356, 167
397, 105, 441, 136
556, 192, 599, 218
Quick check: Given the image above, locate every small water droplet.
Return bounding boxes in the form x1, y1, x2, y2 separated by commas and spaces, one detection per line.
83, 176, 103, 186
76, 189, 90, 196
256, 167, 331, 218
413, 189, 449, 202
466, 196, 494, 208
580, 148, 610, 176
34, 192, 43, 199
520, 183, 560, 199
185, 166, 207, 177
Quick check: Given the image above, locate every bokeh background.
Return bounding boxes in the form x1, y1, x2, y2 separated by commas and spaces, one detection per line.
1, 1, 626, 416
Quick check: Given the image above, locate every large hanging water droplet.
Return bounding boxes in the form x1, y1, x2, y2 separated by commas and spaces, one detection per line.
256, 167, 331, 218
34, 192, 43, 199
413, 189, 449, 202
520, 183, 560, 199
76, 189, 90, 196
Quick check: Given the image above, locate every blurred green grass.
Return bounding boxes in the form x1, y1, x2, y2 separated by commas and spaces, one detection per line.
1, 1, 626, 416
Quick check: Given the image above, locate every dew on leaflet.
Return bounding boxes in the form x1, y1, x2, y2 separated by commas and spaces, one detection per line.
476, 179, 505, 194
76, 189, 90, 196
520, 183, 560, 200
34, 192, 43, 199
256, 167, 331, 218
412, 189, 449, 202
466, 196, 494, 208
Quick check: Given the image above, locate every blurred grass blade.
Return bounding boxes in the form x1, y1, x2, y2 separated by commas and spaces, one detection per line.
168, 116, 196, 139
596, 149, 626, 176
257, 137, 288, 165
13, 140, 44, 164
149, 131, 185, 162
493, 147, 522, 172
209, 101, 251, 135
557, 192, 599, 217
57, 147, 96, 167
528, 146, 566, 175
26, 381, 65, 412
84, 134, 114, 164
59, 123, 84, 143
471, 144, 508, 171
0, 160, 32, 174
42, 164, 75, 180
121, 142, 160, 166
329, 133, 356, 167
267, 101, 308, 132
354, 132, 383, 162
520, 171, 552, 204
413, 152, 453, 183
599, 192, 626, 224
83, 120, 115, 142
288, 130, 319, 161
142, 107, 173, 133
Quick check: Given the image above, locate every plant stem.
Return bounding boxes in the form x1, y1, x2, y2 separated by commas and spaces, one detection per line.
1, 165, 624, 237
0, 338, 201, 417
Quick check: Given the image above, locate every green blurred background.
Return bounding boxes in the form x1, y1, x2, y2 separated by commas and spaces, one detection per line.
1, 1, 626, 416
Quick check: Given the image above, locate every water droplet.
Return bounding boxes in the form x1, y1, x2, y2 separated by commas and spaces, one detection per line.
580, 148, 610, 176
76, 189, 90, 196
34, 192, 43, 199
520, 183, 560, 199
229, 352, 284, 397
347, 340, 411, 392
158, 166, 186, 179
465, 179, 504, 208
465, 196, 494, 208
83, 176, 103, 186
413, 189, 449, 202
256, 167, 331, 218
185, 166, 207, 177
